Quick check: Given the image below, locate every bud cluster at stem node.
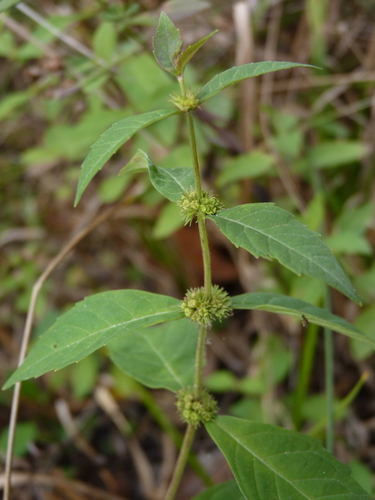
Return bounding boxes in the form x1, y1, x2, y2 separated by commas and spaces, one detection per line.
181, 285, 232, 327
178, 189, 222, 225
176, 387, 218, 426
169, 89, 199, 112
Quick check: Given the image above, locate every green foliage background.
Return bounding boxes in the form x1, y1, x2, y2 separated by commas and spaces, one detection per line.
1, 1, 374, 498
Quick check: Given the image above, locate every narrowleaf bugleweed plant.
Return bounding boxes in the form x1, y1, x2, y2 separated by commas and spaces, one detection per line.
3, 12, 375, 500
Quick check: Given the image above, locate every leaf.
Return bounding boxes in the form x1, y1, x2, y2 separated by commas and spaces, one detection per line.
231, 293, 374, 346
93, 21, 117, 62
308, 141, 370, 169
198, 62, 315, 103
192, 480, 244, 500
3, 291, 183, 390
176, 30, 218, 75
146, 154, 195, 202
0, 0, 20, 12
206, 416, 371, 500
209, 203, 361, 305
152, 12, 182, 75
74, 108, 178, 206
108, 318, 197, 392
153, 202, 184, 239
118, 149, 149, 176
216, 151, 274, 187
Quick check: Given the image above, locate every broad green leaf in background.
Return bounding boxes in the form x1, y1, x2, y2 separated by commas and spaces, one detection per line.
0, 422, 38, 456
108, 318, 197, 392
197, 62, 314, 103
0, 91, 32, 121
308, 141, 370, 169
209, 203, 361, 304
152, 12, 182, 75
153, 202, 184, 239
3, 291, 183, 389
231, 293, 374, 346
74, 108, 178, 206
0, 0, 20, 12
350, 306, 375, 360
206, 416, 370, 500
176, 30, 218, 76
192, 480, 244, 500
216, 150, 274, 187
93, 21, 117, 62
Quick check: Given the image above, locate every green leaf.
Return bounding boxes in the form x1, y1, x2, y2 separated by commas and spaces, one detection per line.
118, 149, 149, 176
308, 141, 370, 169
192, 480, 244, 500
108, 318, 197, 392
0, 0, 20, 12
153, 202, 184, 239
216, 150, 274, 187
206, 416, 370, 500
176, 30, 218, 76
3, 291, 183, 390
93, 21, 117, 62
74, 108, 178, 206
198, 62, 315, 103
231, 293, 374, 346
209, 203, 361, 304
152, 12, 182, 75
147, 155, 195, 202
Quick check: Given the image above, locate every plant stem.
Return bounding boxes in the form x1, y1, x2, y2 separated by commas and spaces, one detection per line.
164, 424, 196, 500
194, 324, 208, 400
324, 289, 334, 453
187, 112, 202, 196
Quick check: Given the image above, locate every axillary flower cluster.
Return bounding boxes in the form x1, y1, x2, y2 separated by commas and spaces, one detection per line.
178, 189, 222, 225
176, 387, 218, 426
181, 285, 232, 327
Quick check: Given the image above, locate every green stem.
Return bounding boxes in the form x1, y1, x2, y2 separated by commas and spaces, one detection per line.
324, 289, 334, 453
164, 424, 196, 500
164, 75, 215, 500
187, 112, 202, 196
293, 322, 319, 429
194, 324, 208, 400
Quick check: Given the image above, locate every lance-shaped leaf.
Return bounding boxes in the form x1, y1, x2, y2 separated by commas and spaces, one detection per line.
209, 203, 361, 304
192, 480, 244, 500
74, 108, 178, 206
143, 151, 194, 202
176, 30, 218, 76
108, 318, 197, 392
197, 61, 314, 104
153, 12, 182, 75
206, 416, 370, 500
3, 291, 183, 390
231, 293, 374, 346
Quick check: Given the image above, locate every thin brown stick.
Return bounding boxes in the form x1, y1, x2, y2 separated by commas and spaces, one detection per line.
259, 0, 306, 214
3, 201, 124, 500
0, 472, 129, 500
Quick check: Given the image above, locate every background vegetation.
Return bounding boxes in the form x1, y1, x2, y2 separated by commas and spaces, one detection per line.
1, 0, 375, 499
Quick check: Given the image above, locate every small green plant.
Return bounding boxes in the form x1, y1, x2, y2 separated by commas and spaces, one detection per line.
4, 12, 374, 500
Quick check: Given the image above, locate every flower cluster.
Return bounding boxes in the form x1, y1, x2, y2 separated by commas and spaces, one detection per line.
169, 89, 199, 112
176, 387, 218, 427
181, 285, 232, 327
178, 189, 222, 225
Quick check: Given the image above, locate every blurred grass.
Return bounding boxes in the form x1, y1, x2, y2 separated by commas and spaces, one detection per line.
0, 1, 374, 498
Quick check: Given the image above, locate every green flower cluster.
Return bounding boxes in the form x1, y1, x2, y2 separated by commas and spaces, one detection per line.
178, 189, 222, 225
169, 89, 199, 112
181, 285, 232, 327
176, 387, 218, 427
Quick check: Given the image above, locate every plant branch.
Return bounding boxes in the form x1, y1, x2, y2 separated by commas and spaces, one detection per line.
164, 424, 196, 500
